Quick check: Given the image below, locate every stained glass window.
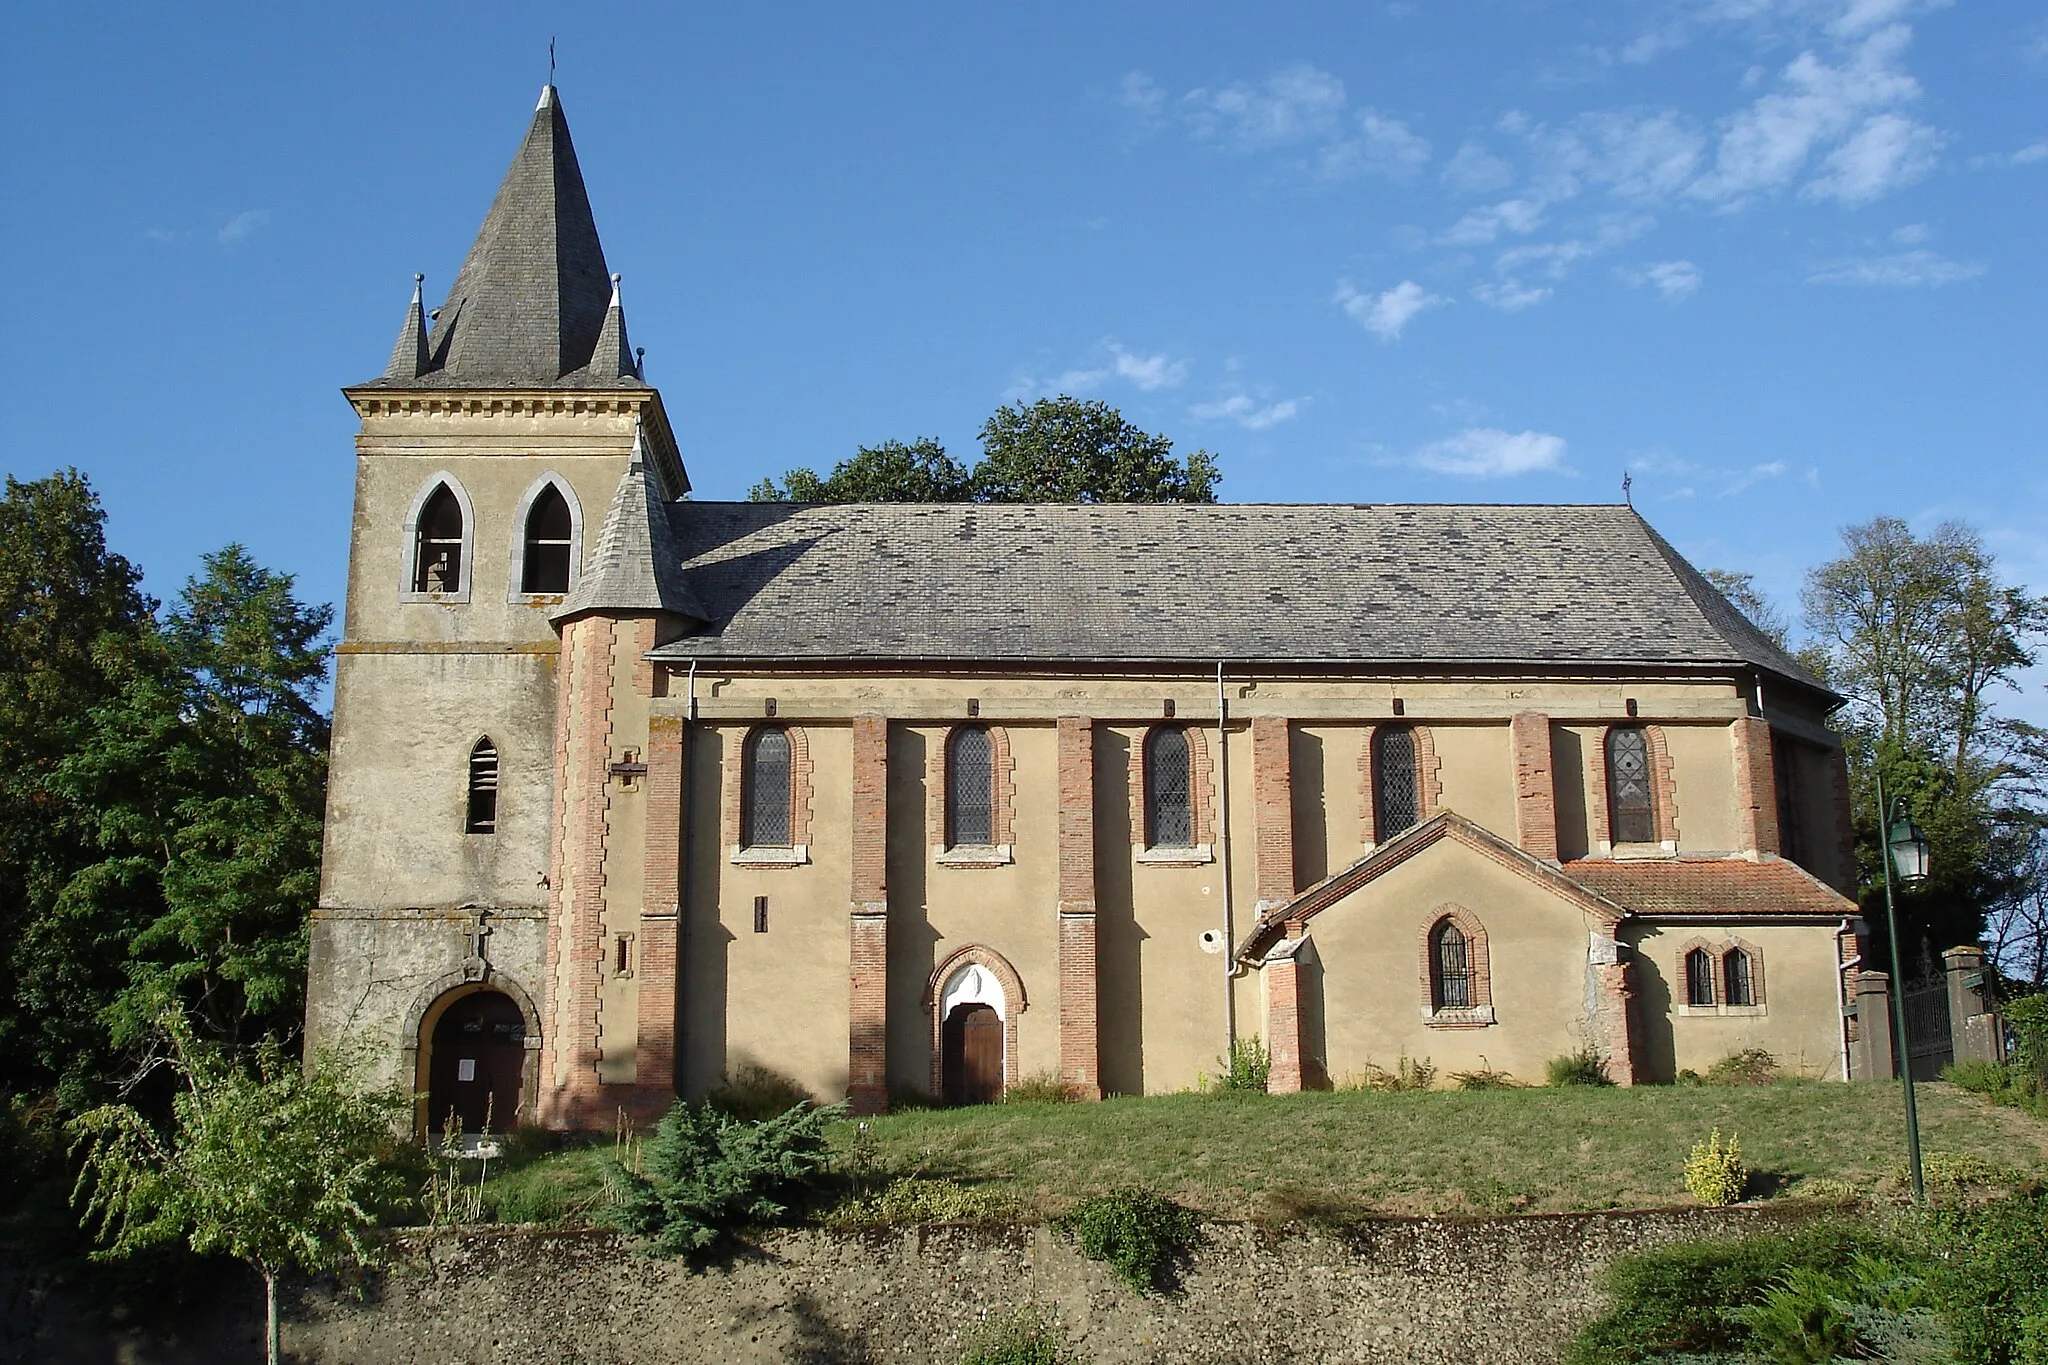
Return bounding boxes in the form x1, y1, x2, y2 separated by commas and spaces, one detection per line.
948, 725, 994, 846
743, 727, 792, 847
1146, 726, 1193, 848
1607, 727, 1657, 844
1374, 725, 1419, 841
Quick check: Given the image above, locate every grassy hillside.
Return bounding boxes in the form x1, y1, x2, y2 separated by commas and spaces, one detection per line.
843, 1080, 2048, 1218
481, 1079, 2048, 1224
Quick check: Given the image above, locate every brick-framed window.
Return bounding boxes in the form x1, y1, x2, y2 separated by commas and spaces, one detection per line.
1590, 723, 1678, 852
1418, 904, 1494, 1026
1129, 723, 1215, 860
1676, 935, 1765, 1015
1606, 726, 1657, 844
930, 724, 1015, 864
1359, 723, 1441, 847
1146, 725, 1193, 847
727, 724, 813, 865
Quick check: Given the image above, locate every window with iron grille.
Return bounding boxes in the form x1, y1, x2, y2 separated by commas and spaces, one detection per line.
1685, 947, 1717, 1007
1145, 725, 1193, 848
1606, 726, 1657, 844
521, 483, 574, 594
1723, 949, 1755, 1007
948, 725, 994, 846
466, 737, 498, 834
1431, 920, 1472, 1010
413, 484, 465, 593
742, 726, 792, 847
1374, 725, 1419, 841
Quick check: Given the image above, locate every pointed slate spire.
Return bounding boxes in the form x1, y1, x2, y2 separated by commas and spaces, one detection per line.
577, 273, 638, 381
383, 274, 431, 379
554, 419, 708, 627
421, 85, 625, 386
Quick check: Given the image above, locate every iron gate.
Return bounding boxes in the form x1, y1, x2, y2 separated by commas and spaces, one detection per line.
1901, 976, 1952, 1080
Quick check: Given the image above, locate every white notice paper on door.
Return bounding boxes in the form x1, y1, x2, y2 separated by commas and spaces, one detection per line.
458, 1059, 476, 1082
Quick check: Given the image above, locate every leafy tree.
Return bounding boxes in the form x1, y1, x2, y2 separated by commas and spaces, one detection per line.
0, 472, 154, 1093
1801, 517, 2048, 970
975, 397, 1218, 503
748, 398, 1219, 504
749, 438, 971, 502
1703, 569, 1791, 649
70, 1013, 408, 1365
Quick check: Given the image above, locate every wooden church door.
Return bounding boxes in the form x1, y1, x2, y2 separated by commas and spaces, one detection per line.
942, 1003, 1004, 1104
426, 990, 526, 1136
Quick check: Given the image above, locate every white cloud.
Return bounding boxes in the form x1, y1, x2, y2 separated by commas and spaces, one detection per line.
1120, 71, 1166, 123
1182, 64, 1348, 150
143, 226, 186, 245
1528, 110, 1706, 201
1622, 259, 1705, 299
1474, 216, 1653, 309
1805, 248, 1984, 285
1318, 111, 1431, 180
1472, 280, 1553, 311
1109, 345, 1188, 391
1689, 24, 1928, 205
1190, 394, 1307, 430
1442, 141, 1517, 193
218, 209, 271, 244
1803, 111, 1942, 202
2017, 142, 2048, 165
1440, 197, 1547, 245
1408, 428, 1571, 478
1334, 280, 1446, 339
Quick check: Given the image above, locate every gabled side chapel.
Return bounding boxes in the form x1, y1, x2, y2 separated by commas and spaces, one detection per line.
307, 87, 1878, 1133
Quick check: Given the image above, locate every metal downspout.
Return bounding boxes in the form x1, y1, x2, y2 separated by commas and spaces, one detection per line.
1216, 661, 1237, 1054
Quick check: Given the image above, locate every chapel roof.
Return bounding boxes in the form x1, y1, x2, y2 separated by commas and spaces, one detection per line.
644, 500, 1826, 689
1560, 858, 1858, 919
359, 86, 643, 390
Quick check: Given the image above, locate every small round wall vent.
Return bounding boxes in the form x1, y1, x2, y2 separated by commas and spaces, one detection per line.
1198, 929, 1224, 954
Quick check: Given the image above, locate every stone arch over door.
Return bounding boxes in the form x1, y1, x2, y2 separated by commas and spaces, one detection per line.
923, 945, 1027, 1100
403, 969, 542, 1137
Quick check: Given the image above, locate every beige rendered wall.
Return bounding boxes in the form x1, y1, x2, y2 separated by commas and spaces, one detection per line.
1624, 920, 1848, 1081
1432, 723, 1514, 841
1310, 839, 1603, 1085
1663, 723, 1740, 853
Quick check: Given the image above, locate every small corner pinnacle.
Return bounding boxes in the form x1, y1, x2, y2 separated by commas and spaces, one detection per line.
610, 272, 622, 305
411, 272, 424, 300
537, 84, 556, 111
628, 414, 648, 471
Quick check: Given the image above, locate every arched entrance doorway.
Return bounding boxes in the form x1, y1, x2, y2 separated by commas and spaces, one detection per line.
424, 989, 526, 1136
942, 1004, 1004, 1104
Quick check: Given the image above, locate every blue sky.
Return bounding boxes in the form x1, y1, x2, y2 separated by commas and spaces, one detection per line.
3, 2, 2043, 713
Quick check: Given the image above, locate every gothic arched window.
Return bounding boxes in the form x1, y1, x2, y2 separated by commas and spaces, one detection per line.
1374, 725, 1419, 842
947, 725, 994, 847
1145, 725, 1193, 848
465, 737, 499, 834
742, 726, 793, 848
1685, 947, 1717, 1008
1606, 726, 1657, 844
521, 484, 574, 594
413, 483, 465, 593
1431, 920, 1472, 1010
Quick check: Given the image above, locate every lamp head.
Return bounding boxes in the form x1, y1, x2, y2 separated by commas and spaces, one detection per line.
1887, 813, 1931, 885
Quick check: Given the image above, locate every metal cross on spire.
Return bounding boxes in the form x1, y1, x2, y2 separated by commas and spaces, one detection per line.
1622, 471, 1633, 507
549, 37, 556, 86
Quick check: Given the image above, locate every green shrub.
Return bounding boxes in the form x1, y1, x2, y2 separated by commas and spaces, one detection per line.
1685, 1128, 1747, 1206
1547, 1048, 1615, 1087
605, 1098, 843, 1257
827, 1177, 1014, 1227
1004, 1072, 1082, 1104
1209, 1036, 1271, 1093
1059, 1188, 1200, 1295
708, 1064, 817, 1121
1450, 1059, 1521, 1090
1901, 1149, 2019, 1194
1675, 1067, 1705, 1087
1729, 1255, 1940, 1364
959, 1305, 1071, 1365
1794, 1177, 1862, 1204
1346, 1054, 1437, 1092
1923, 1188, 2048, 1365
1706, 1047, 1779, 1086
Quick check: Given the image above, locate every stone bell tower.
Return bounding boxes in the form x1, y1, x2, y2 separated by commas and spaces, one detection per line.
305, 85, 695, 1133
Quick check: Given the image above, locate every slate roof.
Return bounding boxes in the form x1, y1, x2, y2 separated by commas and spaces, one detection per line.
555, 423, 707, 625
363, 87, 642, 390
1561, 858, 1858, 918
645, 500, 1827, 688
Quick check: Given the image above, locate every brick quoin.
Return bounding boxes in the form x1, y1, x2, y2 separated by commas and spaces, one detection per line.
539, 615, 617, 1127
632, 712, 683, 1110
1595, 958, 1641, 1086
1510, 711, 1559, 862
1056, 715, 1101, 1099
847, 714, 889, 1115
1729, 717, 1781, 857
1264, 929, 1310, 1094
1251, 716, 1295, 909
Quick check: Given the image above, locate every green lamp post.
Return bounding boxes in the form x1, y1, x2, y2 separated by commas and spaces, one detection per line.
1874, 768, 1931, 1203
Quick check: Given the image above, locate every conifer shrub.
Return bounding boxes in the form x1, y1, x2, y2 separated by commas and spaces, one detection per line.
1059, 1188, 1200, 1295
605, 1098, 843, 1257
1685, 1128, 1747, 1206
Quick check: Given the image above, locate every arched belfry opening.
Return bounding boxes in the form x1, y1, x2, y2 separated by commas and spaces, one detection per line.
422, 987, 527, 1138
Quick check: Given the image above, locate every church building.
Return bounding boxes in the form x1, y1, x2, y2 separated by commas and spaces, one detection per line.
305, 86, 1875, 1132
